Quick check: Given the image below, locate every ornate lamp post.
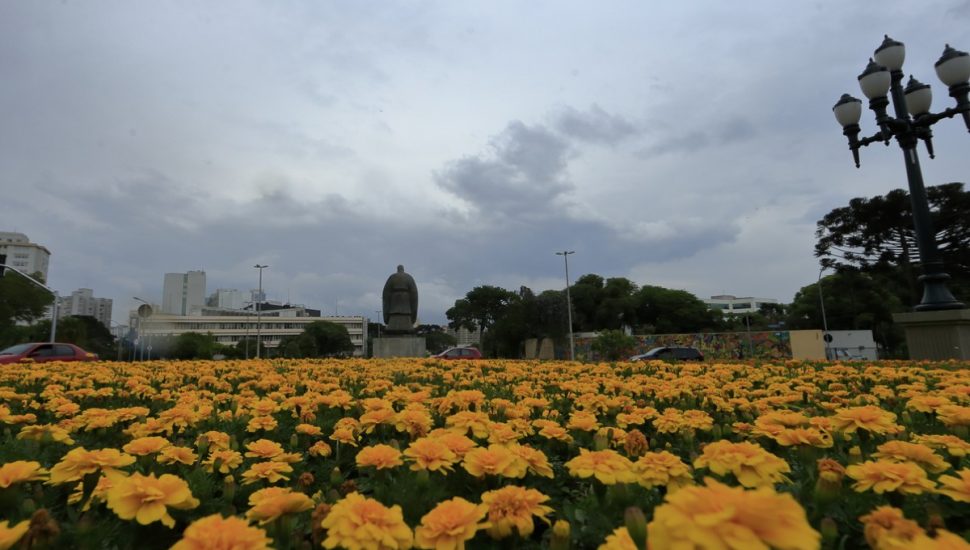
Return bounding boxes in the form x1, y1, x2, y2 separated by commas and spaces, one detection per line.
832, 36, 968, 312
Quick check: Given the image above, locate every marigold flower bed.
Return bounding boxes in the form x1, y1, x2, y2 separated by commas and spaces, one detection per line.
1, 358, 969, 549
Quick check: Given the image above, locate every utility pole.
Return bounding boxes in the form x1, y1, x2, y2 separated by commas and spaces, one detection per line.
555, 251, 576, 361
254, 265, 268, 359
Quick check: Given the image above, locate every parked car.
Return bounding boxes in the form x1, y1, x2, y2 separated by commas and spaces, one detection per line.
434, 346, 483, 360
0, 342, 99, 364
629, 346, 704, 362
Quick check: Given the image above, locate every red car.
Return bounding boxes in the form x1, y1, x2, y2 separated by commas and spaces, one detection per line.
0, 342, 99, 364
434, 346, 483, 360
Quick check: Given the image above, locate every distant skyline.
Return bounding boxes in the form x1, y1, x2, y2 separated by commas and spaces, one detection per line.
3, 1, 970, 325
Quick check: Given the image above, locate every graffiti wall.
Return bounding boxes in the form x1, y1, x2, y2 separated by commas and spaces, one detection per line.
575, 330, 794, 362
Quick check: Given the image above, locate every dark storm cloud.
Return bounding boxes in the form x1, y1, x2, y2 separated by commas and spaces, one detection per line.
434, 121, 574, 217
552, 104, 639, 145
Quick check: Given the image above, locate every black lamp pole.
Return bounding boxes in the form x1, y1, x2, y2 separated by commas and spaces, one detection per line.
833, 36, 969, 311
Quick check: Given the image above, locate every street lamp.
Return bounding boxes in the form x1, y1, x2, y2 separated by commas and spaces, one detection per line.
817, 267, 831, 359
833, 36, 968, 311
133, 297, 153, 360
375, 310, 382, 338
254, 264, 268, 359
555, 250, 576, 361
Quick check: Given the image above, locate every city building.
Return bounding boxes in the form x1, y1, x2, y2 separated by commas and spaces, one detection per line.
446, 326, 482, 346
162, 271, 206, 315
206, 288, 246, 310
704, 295, 779, 315
131, 307, 368, 356
58, 288, 113, 328
0, 231, 51, 281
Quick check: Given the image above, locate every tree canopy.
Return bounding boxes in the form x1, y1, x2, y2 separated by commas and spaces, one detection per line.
815, 182, 970, 304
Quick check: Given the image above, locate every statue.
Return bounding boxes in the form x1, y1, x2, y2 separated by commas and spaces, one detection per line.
382, 265, 418, 334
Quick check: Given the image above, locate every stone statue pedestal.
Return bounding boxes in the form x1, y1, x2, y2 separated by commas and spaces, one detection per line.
373, 336, 426, 358
893, 309, 970, 360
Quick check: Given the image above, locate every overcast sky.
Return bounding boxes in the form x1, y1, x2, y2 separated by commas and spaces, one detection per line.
3, 1, 970, 325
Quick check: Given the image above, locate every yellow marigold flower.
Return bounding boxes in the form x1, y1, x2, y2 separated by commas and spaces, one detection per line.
597, 527, 637, 550
415, 497, 488, 549
196, 431, 231, 451
431, 432, 477, 459
633, 451, 693, 490
309, 441, 333, 458
859, 506, 925, 550
17, 424, 75, 445
480, 485, 553, 539
647, 478, 820, 550
296, 423, 323, 437
912, 530, 970, 549
462, 445, 522, 478
487, 422, 524, 445
773, 427, 834, 448
445, 411, 491, 439
394, 408, 433, 438
846, 460, 936, 495
360, 408, 397, 434
567, 411, 600, 432
830, 405, 901, 435
405, 437, 459, 473
906, 395, 952, 413
682, 410, 714, 431
0, 460, 48, 488
0, 520, 30, 550
246, 415, 278, 433
537, 424, 573, 443
158, 446, 199, 466
105, 472, 200, 528
817, 458, 846, 483
652, 409, 685, 434
330, 427, 359, 447
202, 449, 243, 474
872, 441, 949, 474
507, 444, 554, 478
123, 436, 171, 456
171, 513, 271, 550
244, 439, 284, 460
245, 486, 314, 525
938, 405, 970, 427
912, 434, 970, 457
356, 444, 404, 470
241, 461, 293, 485
565, 449, 637, 485
321, 492, 413, 550
48, 447, 136, 484
937, 469, 970, 503
693, 440, 790, 488
623, 429, 649, 458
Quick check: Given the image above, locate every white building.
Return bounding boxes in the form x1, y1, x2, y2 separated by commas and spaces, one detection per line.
446, 326, 482, 346
207, 288, 246, 310
704, 295, 779, 315
0, 231, 51, 281
132, 308, 368, 356
58, 288, 113, 328
162, 271, 206, 315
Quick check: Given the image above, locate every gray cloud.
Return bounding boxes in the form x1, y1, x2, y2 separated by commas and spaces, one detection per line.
552, 104, 639, 145
435, 121, 574, 218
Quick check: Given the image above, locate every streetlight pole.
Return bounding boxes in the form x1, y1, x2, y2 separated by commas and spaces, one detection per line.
375, 310, 382, 338
0, 263, 58, 342
817, 267, 831, 359
833, 36, 969, 311
133, 297, 153, 360
556, 251, 576, 361
254, 264, 268, 359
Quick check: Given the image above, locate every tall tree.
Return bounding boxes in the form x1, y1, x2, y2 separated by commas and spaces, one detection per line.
786, 270, 904, 355
815, 182, 970, 304
446, 285, 518, 334
633, 286, 719, 334
0, 270, 53, 347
